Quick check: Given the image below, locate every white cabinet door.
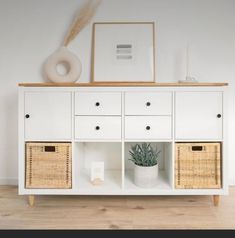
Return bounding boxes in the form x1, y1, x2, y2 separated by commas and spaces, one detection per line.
25, 92, 72, 140
175, 92, 223, 140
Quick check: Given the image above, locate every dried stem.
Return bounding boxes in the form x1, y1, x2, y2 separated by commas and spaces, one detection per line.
63, 0, 101, 47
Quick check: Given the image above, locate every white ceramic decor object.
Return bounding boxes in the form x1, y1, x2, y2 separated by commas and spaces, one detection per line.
134, 164, 158, 188
44, 47, 82, 83
91, 161, 104, 185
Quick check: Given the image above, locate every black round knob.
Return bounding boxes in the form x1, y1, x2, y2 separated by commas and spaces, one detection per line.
25, 114, 30, 119
217, 114, 222, 118
146, 102, 151, 106
95, 126, 100, 130
95, 102, 100, 107
146, 126, 151, 130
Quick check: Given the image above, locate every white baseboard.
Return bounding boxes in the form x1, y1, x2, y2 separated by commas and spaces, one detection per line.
229, 179, 235, 186
0, 178, 18, 185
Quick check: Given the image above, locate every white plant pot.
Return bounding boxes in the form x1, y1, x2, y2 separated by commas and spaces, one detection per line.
134, 164, 158, 188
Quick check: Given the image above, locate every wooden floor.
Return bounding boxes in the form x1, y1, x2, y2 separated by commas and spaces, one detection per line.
0, 186, 235, 229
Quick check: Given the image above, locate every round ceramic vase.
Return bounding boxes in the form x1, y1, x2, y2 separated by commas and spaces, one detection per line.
44, 46, 82, 83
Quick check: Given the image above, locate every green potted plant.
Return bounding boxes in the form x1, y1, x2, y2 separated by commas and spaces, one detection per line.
129, 143, 161, 188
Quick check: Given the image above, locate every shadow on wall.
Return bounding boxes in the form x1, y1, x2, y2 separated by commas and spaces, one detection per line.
40, 58, 51, 83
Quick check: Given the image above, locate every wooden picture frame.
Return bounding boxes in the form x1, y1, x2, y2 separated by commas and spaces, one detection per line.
91, 22, 156, 83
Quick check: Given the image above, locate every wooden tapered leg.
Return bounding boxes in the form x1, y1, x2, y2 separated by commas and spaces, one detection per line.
213, 195, 220, 206
28, 195, 35, 206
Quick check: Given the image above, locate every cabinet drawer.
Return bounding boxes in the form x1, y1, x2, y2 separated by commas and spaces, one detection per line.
125, 92, 172, 115
75, 92, 121, 115
75, 116, 121, 140
125, 116, 172, 139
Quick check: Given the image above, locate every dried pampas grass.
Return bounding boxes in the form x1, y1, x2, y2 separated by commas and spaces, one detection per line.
63, 0, 101, 46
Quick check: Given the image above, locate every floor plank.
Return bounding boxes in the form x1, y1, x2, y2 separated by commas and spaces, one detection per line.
0, 186, 235, 229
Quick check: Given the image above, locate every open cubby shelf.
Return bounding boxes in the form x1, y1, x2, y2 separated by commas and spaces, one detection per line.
72, 141, 173, 193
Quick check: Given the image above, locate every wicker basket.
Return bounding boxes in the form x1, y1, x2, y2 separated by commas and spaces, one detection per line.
25, 142, 72, 189
175, 143, 221, 189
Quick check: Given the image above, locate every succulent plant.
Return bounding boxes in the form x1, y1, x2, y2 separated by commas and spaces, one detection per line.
129, 143, 161, 167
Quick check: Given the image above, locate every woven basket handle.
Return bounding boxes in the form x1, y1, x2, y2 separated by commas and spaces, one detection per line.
44, 146, 56, 152
191, 146, 205, 151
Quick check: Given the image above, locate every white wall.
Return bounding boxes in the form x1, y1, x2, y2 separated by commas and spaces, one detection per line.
0, 0, 235, 185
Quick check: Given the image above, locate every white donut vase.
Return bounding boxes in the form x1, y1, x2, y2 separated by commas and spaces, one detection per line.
44, 46, 82, 83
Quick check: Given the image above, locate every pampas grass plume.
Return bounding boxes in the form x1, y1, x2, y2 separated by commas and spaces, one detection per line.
63, 0, 101, 46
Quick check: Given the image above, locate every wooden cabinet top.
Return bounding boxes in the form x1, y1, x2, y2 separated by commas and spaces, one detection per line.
18, 82, 228, 87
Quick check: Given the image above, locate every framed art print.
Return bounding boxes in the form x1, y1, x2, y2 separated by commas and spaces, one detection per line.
91, 22, 155, 83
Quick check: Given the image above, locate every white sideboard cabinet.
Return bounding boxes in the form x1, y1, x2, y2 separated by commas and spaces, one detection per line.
18, 82, 228, 206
